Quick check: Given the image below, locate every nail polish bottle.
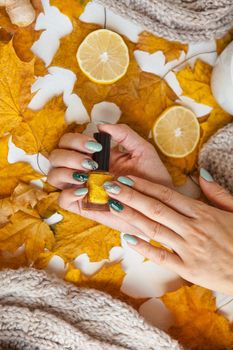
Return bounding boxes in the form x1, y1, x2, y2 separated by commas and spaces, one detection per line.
82, 132, 113, 211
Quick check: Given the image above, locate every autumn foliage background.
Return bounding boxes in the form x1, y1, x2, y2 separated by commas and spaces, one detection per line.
0, 1, 233, 349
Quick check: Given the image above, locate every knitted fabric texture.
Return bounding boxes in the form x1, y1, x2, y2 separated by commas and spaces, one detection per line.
94, 0, 233, 42
199, 122, 233, 195
0, 268, 182, 350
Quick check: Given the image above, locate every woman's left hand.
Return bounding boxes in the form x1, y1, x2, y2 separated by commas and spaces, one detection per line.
105, 172, 233, 295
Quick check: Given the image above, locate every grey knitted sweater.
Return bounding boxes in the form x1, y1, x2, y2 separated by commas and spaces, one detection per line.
199, 122, 233, 195
95, 0, 233, 42
0, 268, 182, 350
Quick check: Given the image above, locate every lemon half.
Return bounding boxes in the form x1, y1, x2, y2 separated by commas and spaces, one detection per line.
77, 29, 129, 84
153, 106, 200, 158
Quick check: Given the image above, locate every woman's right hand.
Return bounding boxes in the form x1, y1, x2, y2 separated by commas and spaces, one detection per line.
47, 123, 173, 233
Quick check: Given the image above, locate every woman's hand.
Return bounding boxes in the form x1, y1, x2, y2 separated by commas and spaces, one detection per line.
103, 171, 233, 295
47, 123, 172, 233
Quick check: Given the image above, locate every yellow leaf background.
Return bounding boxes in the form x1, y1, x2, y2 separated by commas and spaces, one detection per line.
0, 1, 233, 348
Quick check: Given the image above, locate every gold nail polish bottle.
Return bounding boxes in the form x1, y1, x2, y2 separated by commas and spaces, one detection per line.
82, 132, 113, 211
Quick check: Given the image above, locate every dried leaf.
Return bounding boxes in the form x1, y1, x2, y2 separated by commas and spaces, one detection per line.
216, 29, 233, 55
0, 210, 54, 263
53, 209, 121, 262
65, 262, 125, 298
0, 182, 47, 226
12, 26, 41, 62
12, 97, 68, 156
0, 41, 34, 137
161, 285, 233, 350
136, 31, 188, 62
50, 0, 89, 19
0, 136, 42, 199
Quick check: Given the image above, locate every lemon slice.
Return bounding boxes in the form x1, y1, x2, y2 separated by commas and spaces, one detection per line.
153, 106, 200, 158
77, 29, 129, 84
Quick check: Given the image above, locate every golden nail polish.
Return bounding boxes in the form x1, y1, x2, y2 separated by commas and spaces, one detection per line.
82, 132, 113, 211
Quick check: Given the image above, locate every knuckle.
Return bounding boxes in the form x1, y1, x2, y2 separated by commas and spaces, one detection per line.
58, 133, 73, 147
124, 187, 135, 204
47, 169, 57, 186
160, 186, 173, 204
151, 222, 161, 241
150, 200, 164, 217
48, 149, 59, 164
156, 248, 167, 265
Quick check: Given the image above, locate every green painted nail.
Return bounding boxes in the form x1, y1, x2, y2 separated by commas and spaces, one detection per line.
117, 176, 134, 187
123, 234, 138, 246
108, 199, 124, 212
200, 168, 214, 182
82, 159, 98, 170
104, 181, 121, 194
73, 172, 88, 182
74, 188, 88, 196
85, 141, 103, 152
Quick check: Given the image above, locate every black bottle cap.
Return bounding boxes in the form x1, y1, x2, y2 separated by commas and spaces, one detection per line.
93, 132, 111, 171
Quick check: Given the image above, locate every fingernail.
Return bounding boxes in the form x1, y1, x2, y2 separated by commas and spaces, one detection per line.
200, 168, 214, 182
123, 234, 138, 246
85, 141, 102, 152
104, 181, 121, 194
108, 199, 124, 212
117, 176, 134, 187
82, 159, 98, 170
74, 188, 88, 196
73, 172, 88, 182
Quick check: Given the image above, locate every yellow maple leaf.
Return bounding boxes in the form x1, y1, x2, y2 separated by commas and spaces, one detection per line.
12, 26, 41, 62
12, 97, 68, 156
50, 0, 89, 19
65, 262, 125, 298
0, 41, 34, 137
161, 285, 233, 350
53, 209, 121, 262
216, 29, 233, 55
0, 182, 47, 226
136, 31, 188, 62
0, 136, 42, 198
0, 210, 54, 263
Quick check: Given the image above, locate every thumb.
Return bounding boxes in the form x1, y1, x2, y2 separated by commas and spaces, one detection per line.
98, 124, 151, 154
199, 168, 233, 212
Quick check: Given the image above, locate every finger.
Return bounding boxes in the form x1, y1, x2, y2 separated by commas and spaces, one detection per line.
98, 123, 153, 155
58, 186, 88, 210
106, 184, 190, 233
199, 168, 233, 212
47, 168, 88, 190
108, 202, 185, 254
49, 149, 98, 171
58, 190, 142, 236
120, 176, 197, 217
123, 234, 183, 272
59, 133, 103, 154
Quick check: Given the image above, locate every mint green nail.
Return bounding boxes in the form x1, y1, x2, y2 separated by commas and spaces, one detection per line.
85, 141, 102, 152
123, 234, 138, 246
104, 181, 121, 194
82, 159, 98, 170
200, 168, 214, 182
117, 176, 134, 187
108, 199, 124, 212
74, 188, 88, 196
73, 172, 88, 182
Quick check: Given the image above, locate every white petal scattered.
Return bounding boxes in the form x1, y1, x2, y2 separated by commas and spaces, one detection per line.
139, 298, 175, 331
46, 255, 67, 278
187, 40, 217, 68
176, 96, 213, 117
44, 212, 63, 226
8, 137, 51, 175
80, 2, 143, 43
32, 0, 73, 66
91, 101, 121, 124
64, 93, 90, 124
73, 254, 107, 276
